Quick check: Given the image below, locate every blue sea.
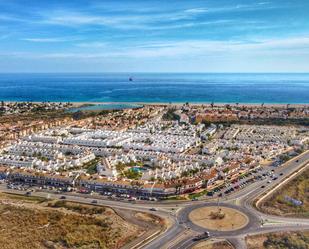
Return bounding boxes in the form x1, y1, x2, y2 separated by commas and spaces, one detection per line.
0, 73, 308, 104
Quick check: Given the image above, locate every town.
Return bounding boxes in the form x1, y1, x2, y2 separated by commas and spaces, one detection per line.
0, 103, 308, 200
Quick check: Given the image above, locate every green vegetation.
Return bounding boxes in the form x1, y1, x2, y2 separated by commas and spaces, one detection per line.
279, 154, 291, 163
223, 168, 229, 173
247, 231, 309, 249
263, 232, 309, 249
165, 195, 187, 201
162, 108, 180, 121
116, 160, 142, 169
123, 168, 142, 180
116, 162, 126, 171
37, 156, 49, 162
83, 158, 100, 174
181, 168, 199, 177
188, 189, 208, 199
1, 193, 47, 203
48, 201, 106, 215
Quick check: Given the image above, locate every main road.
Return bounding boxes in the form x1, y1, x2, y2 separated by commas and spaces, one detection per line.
1, 151, 308, 249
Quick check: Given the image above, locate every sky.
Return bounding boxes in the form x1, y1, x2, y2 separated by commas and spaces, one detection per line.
0, 0, 309, 73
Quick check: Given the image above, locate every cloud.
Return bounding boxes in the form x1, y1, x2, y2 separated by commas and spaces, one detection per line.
184, 8, 208, 13
76, 42, 108, 48
39, 6, 227, 30
6, 36, 309, 60
0, 14, 24, 22
22, 37, 81, 43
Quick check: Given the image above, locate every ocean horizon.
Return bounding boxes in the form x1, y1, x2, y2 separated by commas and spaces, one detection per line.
1, 73, 309, 104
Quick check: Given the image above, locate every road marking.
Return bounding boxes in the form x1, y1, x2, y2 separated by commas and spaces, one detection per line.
256, 161, 309, 208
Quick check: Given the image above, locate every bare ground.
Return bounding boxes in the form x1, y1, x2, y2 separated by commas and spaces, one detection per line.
0, 192, 149, 249
259, 167, 309, 218
246, 231, 309, 249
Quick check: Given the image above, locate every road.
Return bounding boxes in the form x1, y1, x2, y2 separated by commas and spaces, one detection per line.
144, 150, 309, 249
1, 150, 309, 249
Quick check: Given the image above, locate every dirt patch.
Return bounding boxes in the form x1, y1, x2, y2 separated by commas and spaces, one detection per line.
0, 193, 143, 249
246, 230, 309, 249
260, 167, 309, 218
193, 239, 234, 249
189, 206, 248, 231
135, 212, 161, 225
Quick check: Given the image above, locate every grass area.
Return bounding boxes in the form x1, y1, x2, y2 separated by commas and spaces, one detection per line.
188, 189, 208, 199
246, 231, 309, 249
0, 194, 141, 249
123, 168, 142, 180
48, 201, 106, 215
261, 167, 309, 217
84, 158, 100, 174
165, 195, 187, 201
1, 193, 47, 203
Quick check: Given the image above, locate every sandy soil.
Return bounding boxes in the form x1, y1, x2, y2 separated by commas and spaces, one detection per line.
193, 239, 234, 249
246, 231, 309, 249
189, 206, 249, 231
0, 192, 142, 249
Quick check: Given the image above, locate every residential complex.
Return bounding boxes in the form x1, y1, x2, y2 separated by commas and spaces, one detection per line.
0, 104, 308, 199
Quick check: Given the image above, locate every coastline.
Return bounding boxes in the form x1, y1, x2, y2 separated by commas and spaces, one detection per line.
3, 101, 309, 108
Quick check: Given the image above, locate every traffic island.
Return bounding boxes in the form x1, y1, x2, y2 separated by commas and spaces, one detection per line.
189, 206, 249, 231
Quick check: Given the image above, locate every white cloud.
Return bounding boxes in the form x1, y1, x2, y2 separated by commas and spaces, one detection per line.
40, 7, 229, 30
22, 37, 80, 43
184, 8, 208, 13
76, 42, 108, 48
7, 36, 309, 60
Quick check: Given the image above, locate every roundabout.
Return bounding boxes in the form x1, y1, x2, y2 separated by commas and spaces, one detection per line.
178, 202, 261, 237
188, 206, 249, 232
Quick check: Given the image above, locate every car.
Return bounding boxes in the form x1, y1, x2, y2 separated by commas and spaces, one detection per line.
193, 231, 210, 241
296, 160, 299, 163
149, 208, 157, 211
91, 200, 98, 204
60, 196, 66, 199
280, 173, 284, 176
218, 193, 223, 197
267, 180, 271, 183
261, 185, 265, 188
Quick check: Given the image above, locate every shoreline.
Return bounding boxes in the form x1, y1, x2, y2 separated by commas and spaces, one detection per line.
4, 101, 308, 108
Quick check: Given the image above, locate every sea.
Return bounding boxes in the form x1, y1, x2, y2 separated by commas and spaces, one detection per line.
0, 73, 308, 104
